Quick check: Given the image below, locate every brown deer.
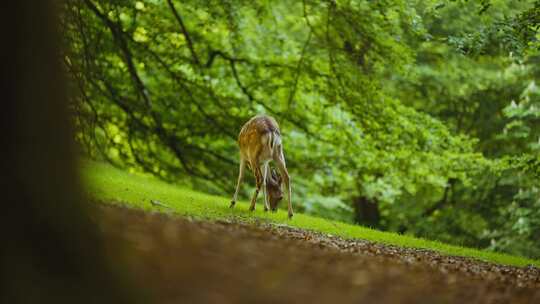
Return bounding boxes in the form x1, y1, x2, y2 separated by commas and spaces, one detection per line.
230, 115, 293, 218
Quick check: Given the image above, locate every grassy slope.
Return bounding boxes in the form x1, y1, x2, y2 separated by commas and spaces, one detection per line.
83, 161, 540, 268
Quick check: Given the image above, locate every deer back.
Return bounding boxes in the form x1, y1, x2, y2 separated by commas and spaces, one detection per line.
238, 115, 281, 168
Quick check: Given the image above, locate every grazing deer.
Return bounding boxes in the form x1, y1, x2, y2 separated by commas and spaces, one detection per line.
230, 115, 293, 218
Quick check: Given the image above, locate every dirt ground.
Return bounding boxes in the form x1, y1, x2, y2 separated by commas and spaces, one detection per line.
94, 204, 540, 304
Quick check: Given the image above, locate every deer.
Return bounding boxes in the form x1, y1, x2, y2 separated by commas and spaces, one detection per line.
230, 115, 293, 219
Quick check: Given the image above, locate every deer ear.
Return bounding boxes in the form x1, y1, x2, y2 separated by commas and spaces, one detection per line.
275, 170, 282, 184
271, 168, 277, 180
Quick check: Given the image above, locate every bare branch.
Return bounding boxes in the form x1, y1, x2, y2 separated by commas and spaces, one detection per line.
166, 0, 201, 66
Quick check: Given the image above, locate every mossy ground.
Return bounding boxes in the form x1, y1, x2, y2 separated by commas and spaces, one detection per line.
83, 160, 540, 268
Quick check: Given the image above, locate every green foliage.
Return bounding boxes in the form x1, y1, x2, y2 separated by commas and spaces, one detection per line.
388, 0, 540, 257
64, 0, 540, 259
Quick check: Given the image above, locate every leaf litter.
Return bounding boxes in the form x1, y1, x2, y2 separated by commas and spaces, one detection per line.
94, 204, 540, 304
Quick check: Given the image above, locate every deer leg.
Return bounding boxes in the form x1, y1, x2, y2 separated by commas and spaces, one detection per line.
230, 158, 246, 208
249, 165, 262, 212
262, 162, 270, 212
273, 149, 292, 219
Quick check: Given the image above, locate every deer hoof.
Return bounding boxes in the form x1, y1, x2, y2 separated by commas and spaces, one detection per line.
249, 205, 255, 212
264, 207, 269, 212
288, 212, 293, 219
229, 201, 236, 208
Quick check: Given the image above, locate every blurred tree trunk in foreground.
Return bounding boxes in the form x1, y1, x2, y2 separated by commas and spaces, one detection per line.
1, 1, 136, 303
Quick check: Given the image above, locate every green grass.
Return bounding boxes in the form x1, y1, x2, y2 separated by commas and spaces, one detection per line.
83, 160, 540, 268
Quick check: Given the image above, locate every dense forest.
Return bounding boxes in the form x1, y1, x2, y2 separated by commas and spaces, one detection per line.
63, 0, 540, 259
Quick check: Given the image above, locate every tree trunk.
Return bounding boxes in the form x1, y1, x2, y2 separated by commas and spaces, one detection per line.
353, 196, 380, 228
2, 2, 135, 303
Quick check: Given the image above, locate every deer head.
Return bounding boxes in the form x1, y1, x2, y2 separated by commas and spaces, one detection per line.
266, 168, 283, 211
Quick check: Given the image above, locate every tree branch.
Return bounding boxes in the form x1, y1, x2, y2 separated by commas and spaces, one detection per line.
166, 0, 201, 66
422, 178, 457, 217
287, 30, 312, 107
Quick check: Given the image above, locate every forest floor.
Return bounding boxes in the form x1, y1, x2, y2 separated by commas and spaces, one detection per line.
83, 161, 540, 268
96, 204, 540, 304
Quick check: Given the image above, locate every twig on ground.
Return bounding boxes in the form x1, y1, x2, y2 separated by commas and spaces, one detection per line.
150, 199, 171, 209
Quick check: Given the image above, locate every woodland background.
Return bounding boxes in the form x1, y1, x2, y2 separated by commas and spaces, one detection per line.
63, 0, 540, 258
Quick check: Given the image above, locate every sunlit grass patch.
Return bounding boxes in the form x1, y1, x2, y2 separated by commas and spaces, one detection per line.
82, 160, 540, 268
